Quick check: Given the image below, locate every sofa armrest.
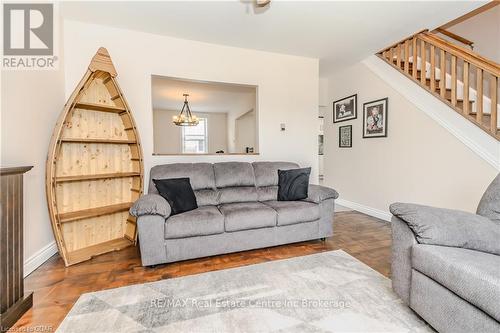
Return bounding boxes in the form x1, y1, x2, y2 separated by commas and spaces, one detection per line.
137, 215, 168, 266
303, 184, 339, 204
390, 202, 500, 256
391, 216, 417, 305
130, 194, 171, 218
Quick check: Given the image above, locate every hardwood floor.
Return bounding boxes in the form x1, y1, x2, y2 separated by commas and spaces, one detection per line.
10, 211, 391, 332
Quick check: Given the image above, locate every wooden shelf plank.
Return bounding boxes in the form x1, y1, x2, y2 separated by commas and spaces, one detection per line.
55, 172, 140, 183
58, 202, 133, 223
67, 237, 133, 265
74, 102, 126, 113
60, 138, 137, 144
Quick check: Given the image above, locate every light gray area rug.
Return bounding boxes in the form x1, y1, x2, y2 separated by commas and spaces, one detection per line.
57, 250, 432, 333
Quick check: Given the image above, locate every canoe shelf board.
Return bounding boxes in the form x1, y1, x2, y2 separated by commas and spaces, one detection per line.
74, 102, 126, 113
55, 172, 141, 183
46, 47, 144, 267
59, 138, 138, 144
57, 202, 134, 223
67, 237, 134, 266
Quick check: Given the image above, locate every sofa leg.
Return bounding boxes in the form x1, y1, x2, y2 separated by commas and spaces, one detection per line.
319, 237, 326, 242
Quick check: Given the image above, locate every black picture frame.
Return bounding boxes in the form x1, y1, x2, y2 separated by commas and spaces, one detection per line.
339, 125, 352, 148
333, 94, 357, 123
362, 97, 388, 138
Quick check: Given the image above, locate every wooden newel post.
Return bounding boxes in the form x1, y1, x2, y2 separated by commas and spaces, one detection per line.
0, 166, 34, 331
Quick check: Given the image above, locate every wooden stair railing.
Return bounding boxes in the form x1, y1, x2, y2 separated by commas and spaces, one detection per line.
433, 28, 474, 50
377, 30, 500, 140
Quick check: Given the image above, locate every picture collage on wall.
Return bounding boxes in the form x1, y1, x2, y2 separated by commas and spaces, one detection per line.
333, 94, 388, 147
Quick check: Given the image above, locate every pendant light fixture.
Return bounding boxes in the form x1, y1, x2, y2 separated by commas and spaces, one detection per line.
173, 93, 199, 126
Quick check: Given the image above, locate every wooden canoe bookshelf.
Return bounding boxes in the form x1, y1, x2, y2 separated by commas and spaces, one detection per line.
46, 47, 144, 266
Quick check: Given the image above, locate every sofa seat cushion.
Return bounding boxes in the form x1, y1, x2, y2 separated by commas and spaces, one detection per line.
219, 202, 277, 232
263, 200, 319, 226
412, 244, 500, 321
165, 206, 224, 239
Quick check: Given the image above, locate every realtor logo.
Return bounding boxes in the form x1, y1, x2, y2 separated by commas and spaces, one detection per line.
2, 3, 57, 69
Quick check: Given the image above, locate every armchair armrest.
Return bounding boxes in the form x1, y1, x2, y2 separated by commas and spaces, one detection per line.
390, 202, 500, 256
391, 216, 417, 305
130, 194, 171, 218
303, 184, 339, 203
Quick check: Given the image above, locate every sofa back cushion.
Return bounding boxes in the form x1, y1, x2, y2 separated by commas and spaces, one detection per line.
219, 187, 258, 204
477, 173, 500, 225
257, 186, 278, 202
148, 161, 302, 205
252, 161, 299, 187
148, 163, 215, 194
214, 162, 255, 188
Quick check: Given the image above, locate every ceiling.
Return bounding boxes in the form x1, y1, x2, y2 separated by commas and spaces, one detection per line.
61, 1, 486, 74
151, 75, 256, 114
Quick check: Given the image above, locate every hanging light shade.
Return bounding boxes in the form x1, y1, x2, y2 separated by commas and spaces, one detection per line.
173, 93, 199, 126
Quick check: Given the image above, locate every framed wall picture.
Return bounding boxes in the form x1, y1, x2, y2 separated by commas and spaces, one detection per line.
333, 94, 357, 123
339, 125, 352, 148
363, 98, 388, 138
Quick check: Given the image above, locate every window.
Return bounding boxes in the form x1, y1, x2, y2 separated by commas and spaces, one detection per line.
182, 118, 208, 153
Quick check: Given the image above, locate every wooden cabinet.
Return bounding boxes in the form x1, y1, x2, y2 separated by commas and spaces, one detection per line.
0, 166, 33, 331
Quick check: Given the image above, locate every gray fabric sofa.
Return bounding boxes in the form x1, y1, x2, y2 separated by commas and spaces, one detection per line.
390, 174, 500, 333
130, 161, 338, 266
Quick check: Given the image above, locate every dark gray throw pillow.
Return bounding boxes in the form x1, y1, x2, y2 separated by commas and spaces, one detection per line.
153, 178, 198, 215
278, 167, 311, 201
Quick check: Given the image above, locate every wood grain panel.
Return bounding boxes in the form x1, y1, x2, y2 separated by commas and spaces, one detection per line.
0, 167, 33, 331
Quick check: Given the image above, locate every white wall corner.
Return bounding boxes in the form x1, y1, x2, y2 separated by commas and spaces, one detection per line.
336, 199, 392, 222
24, 241, 58, 277
362, 55, 500, 171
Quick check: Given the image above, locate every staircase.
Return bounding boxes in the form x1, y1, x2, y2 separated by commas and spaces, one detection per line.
377, 30, 500, 140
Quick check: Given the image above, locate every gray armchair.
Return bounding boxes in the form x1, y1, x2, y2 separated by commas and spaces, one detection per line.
390, 174, 500, 333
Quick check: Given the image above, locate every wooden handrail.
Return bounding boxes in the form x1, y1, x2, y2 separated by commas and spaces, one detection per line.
376, 29, 428, 55
433, 28, 474, 49
419, 32, 500, 76
438, 1, 499, 30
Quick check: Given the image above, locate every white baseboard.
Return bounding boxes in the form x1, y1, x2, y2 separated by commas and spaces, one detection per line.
24, 241, 58, 277
336, 199, 392, 222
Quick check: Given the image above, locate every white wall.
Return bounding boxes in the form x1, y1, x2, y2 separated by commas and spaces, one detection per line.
447, 5, 500, 63
63, 20, 319, 191
1, 60, 65, 274
1, 15, 66, 274
324, 61, 498, 217
153, 109, 228, 154
235, 110, 256, 152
